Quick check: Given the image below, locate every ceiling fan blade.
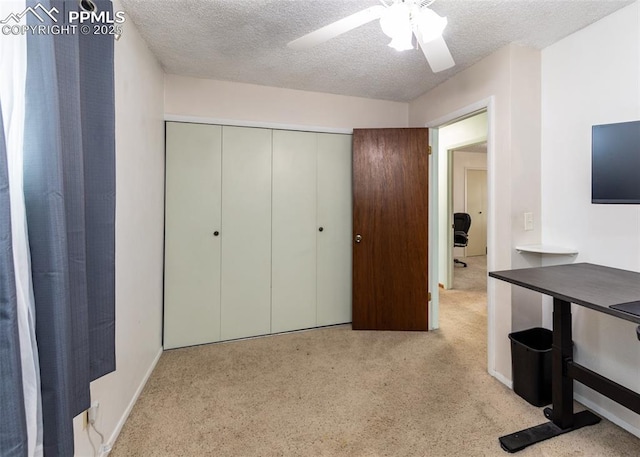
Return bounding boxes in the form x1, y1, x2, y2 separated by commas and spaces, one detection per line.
287, 5, 386, 50
416, 35, 455, 73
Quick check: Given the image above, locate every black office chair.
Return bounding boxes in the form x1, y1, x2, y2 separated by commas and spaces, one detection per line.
453, 213, 472, 268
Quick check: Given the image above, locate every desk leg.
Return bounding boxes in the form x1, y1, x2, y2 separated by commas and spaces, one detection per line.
498, 298, 601, 453
552, 298, 574, 428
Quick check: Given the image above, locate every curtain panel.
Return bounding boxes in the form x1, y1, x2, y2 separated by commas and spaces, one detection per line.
0, 105, 29, 457
22, 0, 116, 454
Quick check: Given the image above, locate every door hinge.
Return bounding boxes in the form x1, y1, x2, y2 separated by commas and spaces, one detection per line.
428, 292, 432, 301
428, 145, 432, 155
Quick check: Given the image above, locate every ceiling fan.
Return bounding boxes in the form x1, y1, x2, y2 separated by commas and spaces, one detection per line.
287, 0, 454, 73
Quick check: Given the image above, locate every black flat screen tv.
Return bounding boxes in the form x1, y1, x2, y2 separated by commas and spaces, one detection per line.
592, 120, 640, 204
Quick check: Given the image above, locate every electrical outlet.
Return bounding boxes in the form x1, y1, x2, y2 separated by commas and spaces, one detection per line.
88, 401, 99, 424
524, 212, 534, 231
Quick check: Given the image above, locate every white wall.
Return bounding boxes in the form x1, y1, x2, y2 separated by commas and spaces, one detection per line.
410, 44, 542, 383
437, 113, 487, 289
164, 74, 409, 130
72, 2, 165, 455
541, 1, 640, 436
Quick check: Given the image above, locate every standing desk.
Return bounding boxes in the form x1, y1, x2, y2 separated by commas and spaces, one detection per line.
489, 263, 640, 453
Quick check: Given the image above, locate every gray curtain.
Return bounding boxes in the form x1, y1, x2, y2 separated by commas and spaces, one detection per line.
23, 1, 116, 455
0, 105, 28, 457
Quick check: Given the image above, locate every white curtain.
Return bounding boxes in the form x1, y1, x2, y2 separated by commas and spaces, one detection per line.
0, 2, 43, 455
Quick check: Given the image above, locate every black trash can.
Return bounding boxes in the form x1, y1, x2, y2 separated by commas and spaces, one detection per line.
508, 327, 552, 407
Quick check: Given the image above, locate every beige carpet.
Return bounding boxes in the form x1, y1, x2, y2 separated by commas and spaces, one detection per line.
111, 268, 639, 456
452, 255, 487, 291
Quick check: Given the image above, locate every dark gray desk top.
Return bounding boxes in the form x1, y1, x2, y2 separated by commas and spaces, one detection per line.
489, 263, 640, 324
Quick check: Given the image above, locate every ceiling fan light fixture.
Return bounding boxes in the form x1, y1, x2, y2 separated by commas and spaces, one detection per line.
388, 27, 414, 51
379, 3, 410, 39
380, 2, 414, 51
285, 0, 455, 73
415, 8, 448, 43
388, 35, 414, 51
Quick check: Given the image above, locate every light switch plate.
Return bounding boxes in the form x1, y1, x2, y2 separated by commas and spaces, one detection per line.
524, 212, 534, 231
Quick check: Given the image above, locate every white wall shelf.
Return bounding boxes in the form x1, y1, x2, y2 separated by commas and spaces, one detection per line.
515, 244, 578, 255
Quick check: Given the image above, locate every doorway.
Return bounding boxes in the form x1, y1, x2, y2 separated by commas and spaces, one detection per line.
427, 98, 495, 380
434, 111, 488, 290
451, 143, 487, 291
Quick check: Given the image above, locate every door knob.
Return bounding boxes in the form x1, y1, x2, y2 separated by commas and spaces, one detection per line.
318, 227, 324, 232
355, 234, 362, 243
213, 231, 219, 236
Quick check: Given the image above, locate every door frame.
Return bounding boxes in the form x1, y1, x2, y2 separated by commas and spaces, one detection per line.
426, 97, 496, 375
446, 142, 487, 288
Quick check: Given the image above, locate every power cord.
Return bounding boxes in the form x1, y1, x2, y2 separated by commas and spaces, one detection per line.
91, 421, 105, 446
86, 426, 97, 457
86, 405, 106, 456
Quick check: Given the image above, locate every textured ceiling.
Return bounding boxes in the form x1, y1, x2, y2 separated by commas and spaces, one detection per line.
119, 0, 634, 102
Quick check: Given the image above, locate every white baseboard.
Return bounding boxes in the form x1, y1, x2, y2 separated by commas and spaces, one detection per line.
574, 393, 640, 439
100, 347, 163, 456
490, 368, 513, 389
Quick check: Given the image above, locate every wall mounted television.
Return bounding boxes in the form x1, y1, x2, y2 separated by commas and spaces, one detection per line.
592, 120, 640, 204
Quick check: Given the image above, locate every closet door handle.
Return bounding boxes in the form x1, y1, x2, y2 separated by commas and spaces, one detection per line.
213, 231, 220, 236
318, 227, 324, 232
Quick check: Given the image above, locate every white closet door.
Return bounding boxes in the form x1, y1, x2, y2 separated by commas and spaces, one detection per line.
164, 122, 222, 349
221, 126, 272, 340
271, 130, 318, 333
316, 133, 353, 326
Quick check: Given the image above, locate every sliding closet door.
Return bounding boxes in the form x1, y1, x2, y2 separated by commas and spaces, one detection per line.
317, 133, 352, 326
164, 122, 222, 349
271, 130, 317, 333
221, 126, 272, 340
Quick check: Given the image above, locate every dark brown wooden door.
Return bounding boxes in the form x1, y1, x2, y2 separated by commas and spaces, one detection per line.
352, 128, 429, 331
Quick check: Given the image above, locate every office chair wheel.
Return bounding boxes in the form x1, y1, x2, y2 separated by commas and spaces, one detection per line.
454, 258, 468, 268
